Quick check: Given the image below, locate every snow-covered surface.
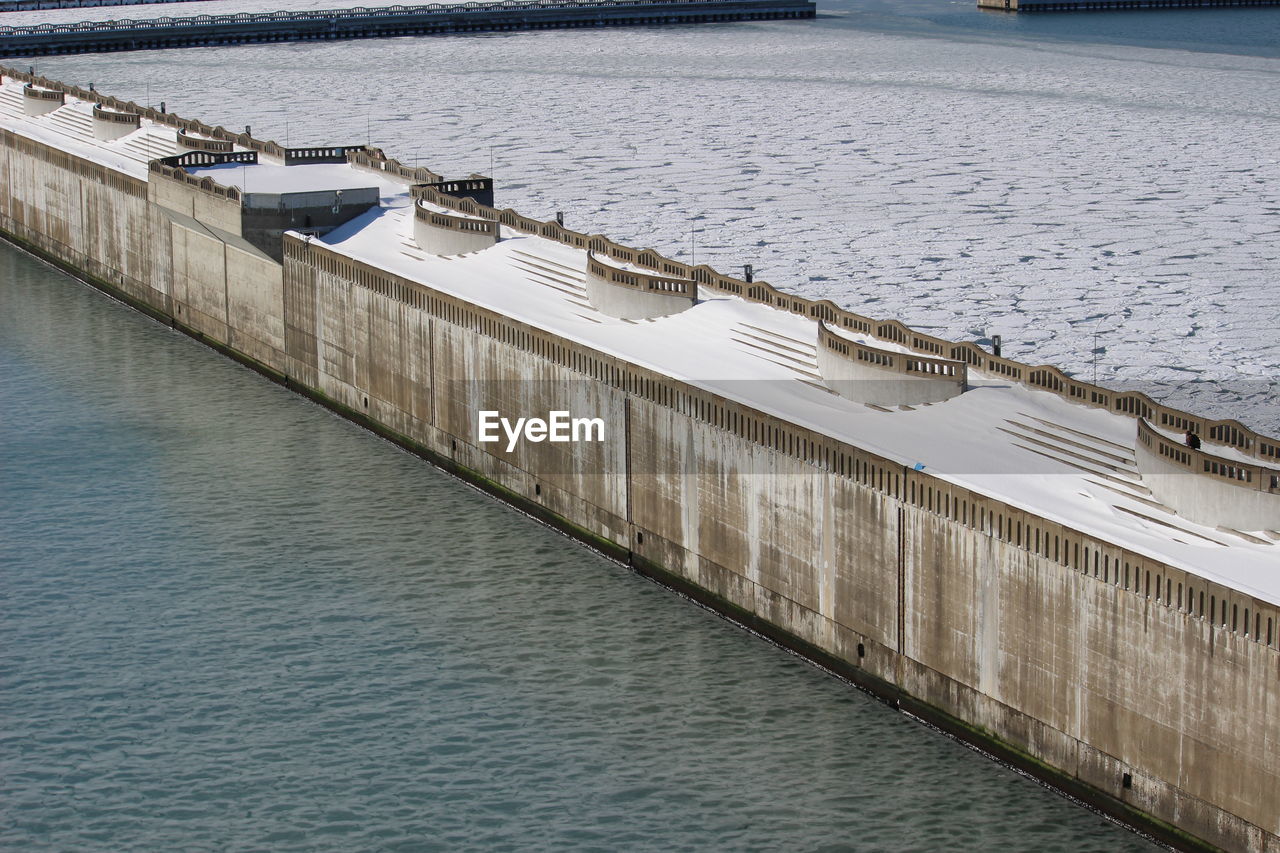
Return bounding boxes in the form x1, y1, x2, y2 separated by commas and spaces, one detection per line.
190, 161, 402, 195
0, 77, 178, 175
26, 6, 1276, 432
316, 189, 1280, 604
1149, 421, 1273, 469
823, 319, 914, 357
417, 196, 487, 220
590, 250, 672, 277
5, 7, 1278, 601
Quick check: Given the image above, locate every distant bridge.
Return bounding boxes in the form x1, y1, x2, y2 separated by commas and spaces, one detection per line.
0, 0, 214, 12
977, 0, 1277, 10
0, 0, 816, 56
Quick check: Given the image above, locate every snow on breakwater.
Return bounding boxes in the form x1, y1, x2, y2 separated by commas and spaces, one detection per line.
27, 11, 1278, 429
4, 62, 1279, 849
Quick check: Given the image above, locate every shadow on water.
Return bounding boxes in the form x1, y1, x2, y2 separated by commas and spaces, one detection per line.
0, 242, 1167, 851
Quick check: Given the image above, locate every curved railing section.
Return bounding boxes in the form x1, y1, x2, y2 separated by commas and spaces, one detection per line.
91, 103, 139, 123
1136, 419, 1279, 530
414, 203, 499, 236
817, 321, 966, 406
21, 83, 64, 116
585, 251, 696, 320
147, 160, 243, 204
91, 102, 141, 140
587, 252, 695, 297
22, 83, 64, 101
353, 150, 443, 186
2, 62, 1275, 464
413, 200, 499, 256
176, 128, 232, 153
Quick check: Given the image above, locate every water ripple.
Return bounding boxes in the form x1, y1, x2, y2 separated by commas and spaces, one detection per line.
0, 242, 1161, 849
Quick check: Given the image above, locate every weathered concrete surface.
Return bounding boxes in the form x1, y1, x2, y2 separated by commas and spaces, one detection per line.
22, 89, 63, 117
584, 265, 696, 321
4, 124, 1279, 853
413, 210, 499, 257
149, 169, 244, 236
817, 341, 964, 407
1137, 443, 1280, 531
91, 111, 137, 142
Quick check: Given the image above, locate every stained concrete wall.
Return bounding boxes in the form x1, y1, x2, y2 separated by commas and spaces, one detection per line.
5, 126, 1280, 853
276, 240, 1280, 849
92, 113, 137, 141
900, 505, 1280, 849
148, 169, 243, 236
1, 128, 282, 373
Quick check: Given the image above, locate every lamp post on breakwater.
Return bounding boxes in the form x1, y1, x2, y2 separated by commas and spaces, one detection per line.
1092, 315, 1107, 385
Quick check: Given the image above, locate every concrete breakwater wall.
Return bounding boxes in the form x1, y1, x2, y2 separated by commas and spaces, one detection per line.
10, 67, 1279, 473
0, 0, 817, 57
2, 76, 1279, 852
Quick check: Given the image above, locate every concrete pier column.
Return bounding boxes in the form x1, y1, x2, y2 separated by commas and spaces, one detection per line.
92, 104, 140, 140
22, 84, 64, 116
413, 201, 499, 256
584, 251, 696, 321
816, 321, 966, 406
1135, 419, 1280, 530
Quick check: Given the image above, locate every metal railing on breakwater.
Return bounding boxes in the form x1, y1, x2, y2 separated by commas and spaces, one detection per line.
1137, 419, 1280, 496
406, 180, 1280, 468
92, 102, 138, 123
3, 60, 1276, 475
0, 0, 214, 10
587, 251, 695, 297
415, 202, 500, 237
818, 322, 966, 383
0, 0, 817, 56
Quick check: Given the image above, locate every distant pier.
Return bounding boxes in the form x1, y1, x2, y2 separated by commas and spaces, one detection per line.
978, 0, 1277, 10
0, 0, 211, 12
0, 0, 816, 57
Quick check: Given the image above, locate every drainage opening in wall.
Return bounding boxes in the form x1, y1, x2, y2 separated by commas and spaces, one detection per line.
857, 643, 866, 659
451, 439, 456, 452
636, 531, 644, 544
363, 396, 368, 408
534, 484, 541, 496
1122, 772, 1133, 789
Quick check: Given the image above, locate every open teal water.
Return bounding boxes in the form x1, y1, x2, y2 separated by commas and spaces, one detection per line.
0, 245, 1165, 849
